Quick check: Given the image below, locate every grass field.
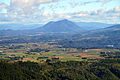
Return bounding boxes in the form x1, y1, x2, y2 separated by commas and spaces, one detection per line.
41, 52, 64, 56
60, 58, 83, 61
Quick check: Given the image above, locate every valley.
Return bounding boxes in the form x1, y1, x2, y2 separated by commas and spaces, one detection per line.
0, 19, 120, 80
0, 0, 120, 79
0, 19, 120, 62
0, 41, 119, 62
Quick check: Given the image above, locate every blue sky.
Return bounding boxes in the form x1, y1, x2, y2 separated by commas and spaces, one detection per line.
0, 0, 120, 24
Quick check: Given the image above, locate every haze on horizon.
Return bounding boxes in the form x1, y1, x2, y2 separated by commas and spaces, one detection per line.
0, 0, 120, 24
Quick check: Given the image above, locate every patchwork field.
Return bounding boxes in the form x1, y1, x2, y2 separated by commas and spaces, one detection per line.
0, 43, 119, 62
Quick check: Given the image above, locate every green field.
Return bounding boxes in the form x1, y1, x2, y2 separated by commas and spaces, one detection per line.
61, 58, 83, 61
41, 52, 64, 56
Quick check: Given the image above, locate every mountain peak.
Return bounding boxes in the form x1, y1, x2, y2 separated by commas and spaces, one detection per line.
37, 19, 84, 32
61, 19, 69, 21
55, 19, 70, 23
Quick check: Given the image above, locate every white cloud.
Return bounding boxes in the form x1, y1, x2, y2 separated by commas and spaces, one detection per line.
114, 6, 120, 12
9, 0, 58, 15
0, 3, 8, 12
64, 7, 120, 24
81, 0, 113, 6
1, 0, 59, 23
98, 0, 112, 2
11, 0, 58, 8
0, 0, 119, 24
70, 2, 78, 7
75, 14, 88, 17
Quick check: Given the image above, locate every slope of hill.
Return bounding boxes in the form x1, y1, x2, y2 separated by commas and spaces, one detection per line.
75, 22, 114, 30
36, 19, 84, 33
73, 24, 120, 38
86, 24, 120, 37
0, 24, 42, 30
58, 24, 120, 48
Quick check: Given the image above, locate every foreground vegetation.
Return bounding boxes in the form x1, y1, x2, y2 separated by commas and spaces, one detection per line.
0, 58, 119, 80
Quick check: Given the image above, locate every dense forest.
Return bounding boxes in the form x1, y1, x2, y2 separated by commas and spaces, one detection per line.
0, 58, 119, 80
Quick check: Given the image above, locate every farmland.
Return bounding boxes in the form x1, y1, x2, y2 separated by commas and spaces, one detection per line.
0, 42, 119, 62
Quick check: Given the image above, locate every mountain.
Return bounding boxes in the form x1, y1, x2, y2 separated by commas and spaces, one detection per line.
0, 23, 120, 48
74, 24, 120, 37
75, 22, 114, 30
0, 24, 42, 30
103, 24, 120, 30
36, 19, 84, 33
89, 24, 120, 35
0, 21, 114, 31
59, 24, 120, 48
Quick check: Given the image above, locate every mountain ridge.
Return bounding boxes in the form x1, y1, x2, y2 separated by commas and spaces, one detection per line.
75, 22, 114, 30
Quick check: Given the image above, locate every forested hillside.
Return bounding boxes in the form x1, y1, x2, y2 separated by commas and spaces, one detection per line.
57, 24, 120, 49
0, 58, 119, 80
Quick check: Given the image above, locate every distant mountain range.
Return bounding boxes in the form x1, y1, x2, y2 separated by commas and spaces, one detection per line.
0, 19, 114, 31
0, 24, 42, 30
0, 20, 120, 48
75, 22, 114, 30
